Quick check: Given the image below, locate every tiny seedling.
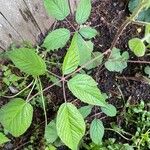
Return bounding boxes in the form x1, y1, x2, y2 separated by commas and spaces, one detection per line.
128, 24, 150, 57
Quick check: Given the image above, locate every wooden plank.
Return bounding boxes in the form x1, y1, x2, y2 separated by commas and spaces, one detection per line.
0, 0, 41, 43
0, 0, 78, 51
23, 0, 54, 37
0, 14, 22, 50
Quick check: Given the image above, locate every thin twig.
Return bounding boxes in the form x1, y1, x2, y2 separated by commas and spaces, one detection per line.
65, 18, 77, 31
3, 80, 34, 98
62, 78, 67, 103
26, 78, 37, 102
38, 77, 47, 127
27, 80, 62, 102
105, 128, 132, 141
47, 70, 61, 79
128, 60, 150, 64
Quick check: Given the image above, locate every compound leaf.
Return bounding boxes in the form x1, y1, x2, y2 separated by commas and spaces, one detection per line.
0, 132, 10, 145
44, 0, 70, 20
68, 74, 107, 107
90, 119, 104, 145
101, 104, 117, 117
45, 120, 58, 143
7, 48, 46, 76
62, 33, 80, 75
0, 98, 33, 137
79, 105, 93, 118
128, 38, 145, 57
76, 0, 91, 24
42, 28, 70, 51
105, 48, 129, 72
79, 26, 98, 39
56, 103, 85, 150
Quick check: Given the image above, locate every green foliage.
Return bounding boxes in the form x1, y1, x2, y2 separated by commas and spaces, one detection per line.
126, 100, 150, 149
78, 34, 93, 66
45, 120, 58, 144
128, 38, 146, 57
79, 26, 98, 39
0, 98, 33, 137
75, 0, 92, 24
42, 28, 70, 51
62, 33, 80, 75
1, 0, 149, 149
68, 74, 107, 107
79, 105, 93, 118
90, 119, 104, 145
105, 48, 129, 72
101, 104, 117, 117
144, 66, 150, 77
2, 65, 22, 86
88, 138, 134, 150
145, 24, 150, 44
56, 103, 85, 150
44, 0, 70, 20
7, 48, 46, 76
87, 52, 103, 70
0, 132, 10, 145
128, 0, 150, 22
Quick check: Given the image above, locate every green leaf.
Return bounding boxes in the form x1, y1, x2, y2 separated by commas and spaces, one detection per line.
75, 0, 92, 24
144, 66, 150, 78
68, 74, 107, 107
0, 132, 10, 145
128, 0, 150, 22
45, 120, 58, 143
44, 0, 70, 20
0, 98, 33, 137
7, 48, 46, 76
101, 104, 117, 117
128, 38, 145, 57
87, 52, 103, 70
42, 28, 70, 51
79, 105, 93, 118
105, 48, 129, 72
79, 26, 98, 39
145, 24, 150, 44
90, 119, 104, 145
56, 103, 85, 150
77, 35, 93, 66
62, 33, 80, 75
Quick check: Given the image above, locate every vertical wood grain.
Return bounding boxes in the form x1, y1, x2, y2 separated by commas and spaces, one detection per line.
0, 0, 78, 51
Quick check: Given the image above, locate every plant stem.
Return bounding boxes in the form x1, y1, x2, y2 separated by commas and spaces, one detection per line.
25, 0, 147, 102
105, 128, 132, 141
110, 1, 146, 50
28, 79, 62, 102
128, 60, 150, 64
26, 78, 37, 102
65, 18, 77, 31
65, 50, 110, 79
38, 77, 47, 127
62, 78, 67, 103
3, 80, 34, 98
47, 70, 62, 79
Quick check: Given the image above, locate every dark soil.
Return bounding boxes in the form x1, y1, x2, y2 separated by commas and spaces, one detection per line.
1, 0, 150, 149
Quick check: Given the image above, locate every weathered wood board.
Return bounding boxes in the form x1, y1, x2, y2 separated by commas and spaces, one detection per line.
0, 0, 78, 51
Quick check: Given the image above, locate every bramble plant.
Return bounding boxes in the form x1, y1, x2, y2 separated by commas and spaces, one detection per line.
0, 0, 150, 149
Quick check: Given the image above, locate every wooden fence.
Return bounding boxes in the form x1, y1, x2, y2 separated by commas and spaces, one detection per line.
0, 0, 78, 51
